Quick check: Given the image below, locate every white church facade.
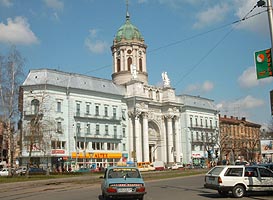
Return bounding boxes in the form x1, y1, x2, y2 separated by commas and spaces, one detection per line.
19, 9, 219, 170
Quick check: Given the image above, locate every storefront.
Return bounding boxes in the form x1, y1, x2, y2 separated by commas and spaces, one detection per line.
261, 140, 273, 163
71, 151, 124, 170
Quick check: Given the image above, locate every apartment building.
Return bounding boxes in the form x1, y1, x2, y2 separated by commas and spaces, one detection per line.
219, 115, 261, 163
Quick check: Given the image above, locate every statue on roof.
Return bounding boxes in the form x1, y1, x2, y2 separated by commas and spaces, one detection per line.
162, 71, 170, 87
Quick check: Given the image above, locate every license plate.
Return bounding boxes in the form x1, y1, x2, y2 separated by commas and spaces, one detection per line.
209, 177, 215, 181
118, 188, 133, 193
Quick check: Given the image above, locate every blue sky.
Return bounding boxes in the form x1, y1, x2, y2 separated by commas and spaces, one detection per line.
0, 0, 273, 127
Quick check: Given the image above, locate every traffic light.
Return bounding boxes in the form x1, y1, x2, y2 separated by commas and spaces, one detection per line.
215, 150, 219, 158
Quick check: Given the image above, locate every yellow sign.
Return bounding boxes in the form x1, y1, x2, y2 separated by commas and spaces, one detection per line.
71, 152, 122, 159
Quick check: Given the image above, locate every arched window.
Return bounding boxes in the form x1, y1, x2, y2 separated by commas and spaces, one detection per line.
31, 99, 40, 114
127, 57, 132, 71
139, 58, 143, 72
117, 59, 121, 72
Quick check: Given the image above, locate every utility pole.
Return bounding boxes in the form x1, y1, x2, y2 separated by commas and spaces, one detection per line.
257, 0, 273, 48
266, 0, 273, 48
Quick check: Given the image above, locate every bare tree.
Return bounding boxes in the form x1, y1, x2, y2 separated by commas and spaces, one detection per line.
21, 83, 56, 173
0, 46, 25, 175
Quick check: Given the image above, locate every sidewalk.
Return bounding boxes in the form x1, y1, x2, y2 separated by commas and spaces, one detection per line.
0, 175, 101, 192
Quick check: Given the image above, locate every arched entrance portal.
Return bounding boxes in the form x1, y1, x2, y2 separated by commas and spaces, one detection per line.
148, 121, 161, 162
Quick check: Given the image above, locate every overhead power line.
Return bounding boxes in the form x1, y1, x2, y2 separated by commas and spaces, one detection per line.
78, 7, 267, 82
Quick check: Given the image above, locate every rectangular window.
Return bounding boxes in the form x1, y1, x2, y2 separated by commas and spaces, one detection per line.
104, 106, 108, 117
57, 141, 61, 149
96, 124, 100, 135
105, 125, 109, 135
86, 123, 90, 134
76, 103, 80, 116
113, 107, 117, 119
190, 118, 193, 127
195, 118, 198, 126
57, 122, 62, 133
122, 127, 126, 137
76, 123, 81, 134
57, 101, 61, 112
123, 143, 126, 151
196, 132, 199, 141
122, 110, 126, 120
95, 105, 99, 116
114, 126, 117, 138
86, 104, 90, 115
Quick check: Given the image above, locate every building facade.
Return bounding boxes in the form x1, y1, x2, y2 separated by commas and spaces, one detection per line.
179, 95, 219, 166
19, 9, 219, 170
219, 115, 261, 164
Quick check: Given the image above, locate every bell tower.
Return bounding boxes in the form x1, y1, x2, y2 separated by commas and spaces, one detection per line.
111, 5, 148, 85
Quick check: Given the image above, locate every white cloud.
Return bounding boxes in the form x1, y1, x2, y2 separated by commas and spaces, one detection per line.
238, 66, 273, 88
84, 29, 108, 54
193, 3, 230, 29
0, 17, 39, 45
43, 0, 64, 11
216, 95, 264, 119
185, 80, 214, 93
0, 0, 13, 7
233, 0, 268, 33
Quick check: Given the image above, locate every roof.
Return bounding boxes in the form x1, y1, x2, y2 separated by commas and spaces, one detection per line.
115, 13, 143, 42
178, 94, 217, 111
22, 69, 126, 96
219, 115, 261, 128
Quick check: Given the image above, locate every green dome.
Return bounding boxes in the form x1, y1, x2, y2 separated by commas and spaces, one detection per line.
115, 14, 143, 42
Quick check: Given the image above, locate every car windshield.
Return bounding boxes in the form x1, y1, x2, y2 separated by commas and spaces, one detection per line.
207, 166, 225, 175
108, 168, 140, 179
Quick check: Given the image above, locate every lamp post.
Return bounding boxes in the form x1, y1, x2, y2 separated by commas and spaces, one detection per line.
258, 0, 273, 49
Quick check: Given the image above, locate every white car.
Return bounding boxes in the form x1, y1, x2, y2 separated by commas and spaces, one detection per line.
0, 168, 10, 176
171, 163, 183, 170
204, 165, 273, 198
16, 166, 27, 175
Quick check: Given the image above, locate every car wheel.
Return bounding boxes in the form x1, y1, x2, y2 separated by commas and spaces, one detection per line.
138, 196, 144, 200
232, 185, 245, 198
218, 190, 228, 196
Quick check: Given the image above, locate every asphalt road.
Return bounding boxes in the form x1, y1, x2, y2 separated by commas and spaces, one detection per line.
0, 174, 272, 200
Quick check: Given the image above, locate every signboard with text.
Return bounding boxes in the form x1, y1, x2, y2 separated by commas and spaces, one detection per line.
255, 48, 273, 79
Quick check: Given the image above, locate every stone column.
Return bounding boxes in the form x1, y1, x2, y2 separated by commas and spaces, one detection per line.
161, 116, 167, 162
128, 114, 134, 162
121, 49, 124, 71
142, 112, 149, 162
175, 116, 181, 162
166, 115, 174, 163
135, 112, 142, 162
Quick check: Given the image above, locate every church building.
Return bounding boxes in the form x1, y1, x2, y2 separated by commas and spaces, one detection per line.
19, 8, 219, 170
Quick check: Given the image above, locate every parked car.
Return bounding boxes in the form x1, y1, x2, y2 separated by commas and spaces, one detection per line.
204, 165, 273, 198
0, 168, 16, 176
171, 163, 183, 170
28, 167, 46, 175
100, 166, 146, 200
74, 167, 91, 173
0, 168, 9, 176
16, 166, 27, 176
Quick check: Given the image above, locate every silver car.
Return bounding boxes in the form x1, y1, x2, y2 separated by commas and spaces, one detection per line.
100, 166, 146, 200
204, 165, 273, 198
